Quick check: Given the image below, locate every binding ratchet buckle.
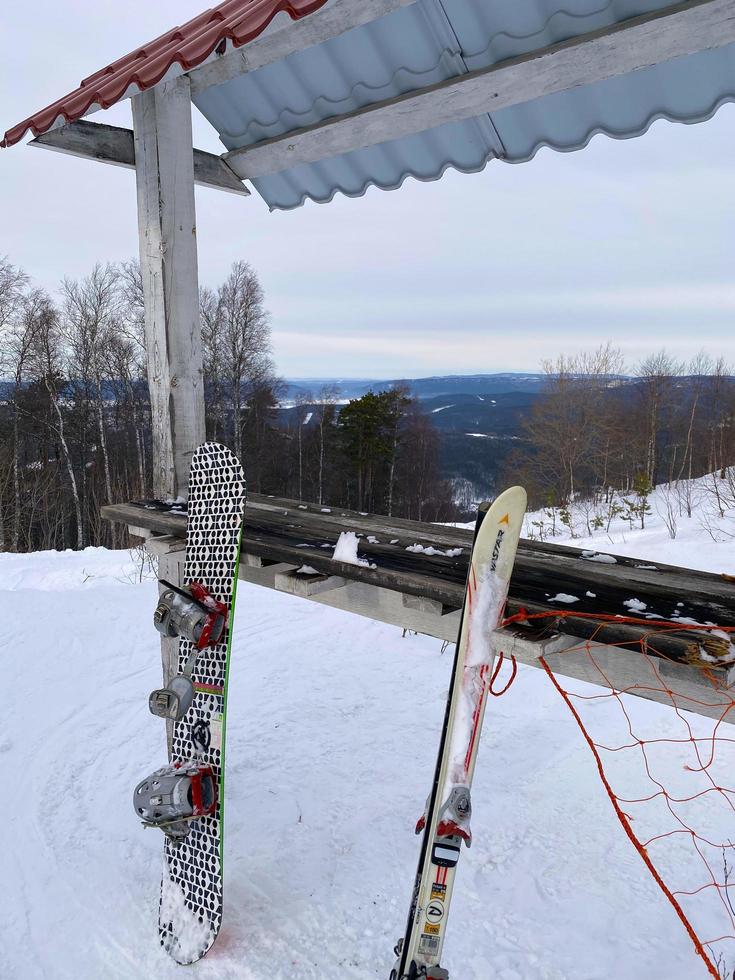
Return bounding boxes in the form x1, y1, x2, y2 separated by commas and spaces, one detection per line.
153, 579, 228, 649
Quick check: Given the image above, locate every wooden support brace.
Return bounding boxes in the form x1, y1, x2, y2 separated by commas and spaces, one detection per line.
275, 570, 347, 598
30, 120, 249, 196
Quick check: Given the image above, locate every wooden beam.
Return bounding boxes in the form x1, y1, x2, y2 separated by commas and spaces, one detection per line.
30, 120, 249, 196
132, 77, 206, 500
188, 0, 418, 95
224, 0, 735, 179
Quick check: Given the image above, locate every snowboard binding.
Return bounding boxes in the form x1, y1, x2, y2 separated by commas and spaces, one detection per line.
154, 580, 228, 650
133, 761, 217, 842
149, 581, 229, 721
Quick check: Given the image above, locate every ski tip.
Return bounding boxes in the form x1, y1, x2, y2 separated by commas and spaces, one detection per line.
478, 486, 527, 518
493, 485, 527, 514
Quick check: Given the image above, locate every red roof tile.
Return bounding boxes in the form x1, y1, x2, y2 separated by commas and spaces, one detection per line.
2, 0, 328, 148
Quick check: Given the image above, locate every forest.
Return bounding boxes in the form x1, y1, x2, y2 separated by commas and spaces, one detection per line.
0, 256, 455, 552
2, 253, 734, 554
503, 344, 735, 516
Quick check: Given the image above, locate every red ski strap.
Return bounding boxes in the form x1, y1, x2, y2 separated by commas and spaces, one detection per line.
488, 651, 517, 697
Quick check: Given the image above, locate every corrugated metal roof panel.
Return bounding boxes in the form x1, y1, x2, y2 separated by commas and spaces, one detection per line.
191, 0, 735, 210
492, 42, 735, 162
248, 38, 735, 210
5, 0, 735, 212
1, 0, 329, 148
249, 114, 500, 208
193, 2, 470, 148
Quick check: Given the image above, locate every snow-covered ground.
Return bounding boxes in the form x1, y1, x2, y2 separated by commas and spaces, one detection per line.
522, 472, 735, 575
2, 543, 733, 979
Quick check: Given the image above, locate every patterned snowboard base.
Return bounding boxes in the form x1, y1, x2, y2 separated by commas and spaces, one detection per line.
158, 442, 246, 964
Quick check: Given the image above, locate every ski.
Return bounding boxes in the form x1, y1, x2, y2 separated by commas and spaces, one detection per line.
133, 442, 246, 964
391, 486, 526, 980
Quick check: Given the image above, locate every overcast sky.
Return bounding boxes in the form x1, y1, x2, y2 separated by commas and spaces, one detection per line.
2, 1, 735, 378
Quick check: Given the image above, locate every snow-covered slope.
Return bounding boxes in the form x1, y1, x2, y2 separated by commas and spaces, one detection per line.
1, 546, 730, 979
523, 472, 735, 576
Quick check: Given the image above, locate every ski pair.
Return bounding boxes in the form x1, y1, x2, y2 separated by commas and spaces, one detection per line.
391, 486, 527, 980
133, 443, 247, 964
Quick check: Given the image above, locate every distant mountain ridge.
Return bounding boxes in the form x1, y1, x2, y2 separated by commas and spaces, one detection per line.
279, 374, 549, 500
282, 372, 549, 403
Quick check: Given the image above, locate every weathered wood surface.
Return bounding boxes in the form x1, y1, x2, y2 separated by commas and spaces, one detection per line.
30, 120, 249, 196
131, 78, 206, 500
225, 0, 735, 179
102, 495, 735, 674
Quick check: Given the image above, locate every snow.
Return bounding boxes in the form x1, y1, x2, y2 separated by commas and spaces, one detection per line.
2, 545, 734, 979
524, 472, 735, 575
405, 544, 463, 557
296, 565, 320, 575
302, 412, 313, 425
549, 593, 580, 603
160, 866, 216, 963
624, 598, 648, 613
465, 433, 519, 440
431, 405, 454, 413
581, 551, 618, 564
332, 531, 376, 568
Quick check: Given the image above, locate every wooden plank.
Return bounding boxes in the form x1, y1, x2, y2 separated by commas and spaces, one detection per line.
114, 500, 734, 716
102, 500, 735, 621
188, 0, 418, 95
30, 120, 249, 196
131, 78, 206, 499
224, 0, 735, 179
102, 499, 735, 670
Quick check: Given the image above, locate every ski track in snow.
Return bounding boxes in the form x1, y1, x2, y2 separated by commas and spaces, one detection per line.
1, 548, 727, 979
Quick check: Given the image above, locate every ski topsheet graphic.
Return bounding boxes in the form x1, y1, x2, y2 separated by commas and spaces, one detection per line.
392, 486, 526, 980
133, 443, 246, 964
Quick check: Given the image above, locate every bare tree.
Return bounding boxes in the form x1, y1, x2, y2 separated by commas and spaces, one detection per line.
523, 344, 625, 504
294, 390, 314, 500
316, 385, 340, 505
61, 264, 120, 516
216, 261, 273, 463
29, 291, 84, 549
0, 257, 30, 550
201, 285, 226, 441
636, 350, 682, 486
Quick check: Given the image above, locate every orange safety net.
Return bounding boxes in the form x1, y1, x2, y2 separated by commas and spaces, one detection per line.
499, 611, 735, 980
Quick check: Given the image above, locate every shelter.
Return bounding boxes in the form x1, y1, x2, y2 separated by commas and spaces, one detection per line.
5, 4, 735, 973
5, 0, 735, 499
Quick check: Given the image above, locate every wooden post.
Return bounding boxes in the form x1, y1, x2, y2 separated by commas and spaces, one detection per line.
132, 77, 205, 500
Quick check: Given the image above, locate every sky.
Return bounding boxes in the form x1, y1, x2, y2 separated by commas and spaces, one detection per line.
1, 2, 735, 379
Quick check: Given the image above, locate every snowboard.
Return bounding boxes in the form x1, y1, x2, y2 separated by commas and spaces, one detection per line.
392, 486, 526, 979
156, 442, 246, 964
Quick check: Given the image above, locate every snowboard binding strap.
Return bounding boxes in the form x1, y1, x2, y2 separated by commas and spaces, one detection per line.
149, 582, 229, 721
154, 579, 228, 650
